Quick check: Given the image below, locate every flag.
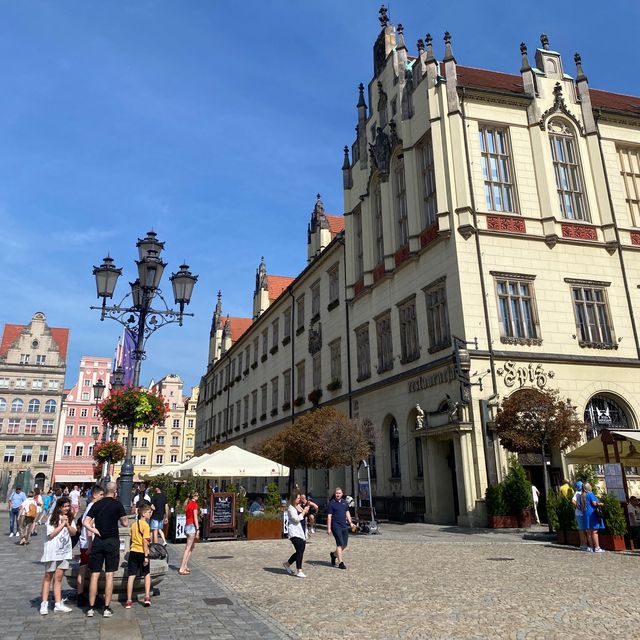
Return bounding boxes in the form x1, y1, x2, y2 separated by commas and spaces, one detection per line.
121, 328, 136, 387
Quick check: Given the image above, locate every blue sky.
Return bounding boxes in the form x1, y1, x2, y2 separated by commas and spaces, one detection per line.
0, 1, 637, 391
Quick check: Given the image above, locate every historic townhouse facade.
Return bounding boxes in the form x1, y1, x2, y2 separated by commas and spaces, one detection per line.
197, 10, 640, 525
0, 312, 68, 493
52, 356, 112, 486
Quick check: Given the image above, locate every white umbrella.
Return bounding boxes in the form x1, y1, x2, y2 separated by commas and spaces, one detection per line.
180, 445, 289, 478
143, 462, 181, 478
169, 454, 213, 478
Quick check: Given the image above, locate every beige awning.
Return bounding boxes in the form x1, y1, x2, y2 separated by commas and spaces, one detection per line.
565, 430, 640, 465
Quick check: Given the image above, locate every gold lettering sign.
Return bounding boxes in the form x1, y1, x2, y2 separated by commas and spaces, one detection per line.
496, 361, 554, 389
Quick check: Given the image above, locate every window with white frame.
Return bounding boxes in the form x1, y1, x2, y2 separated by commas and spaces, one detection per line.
355, 324, 371, 381
0, 398, 5, 411
132, 436, 138, 447
376, 312, 393, 373
11, 398, 23, 412
141, 436, 148, 448
83, 379, 91, 387
67, 407, 75, 417
373, 181, 384, 265
569, 281, 615, 347
329, 339, 341, 382
170, 454, 177, 463
393, 156, 409, 247
619, 146, 640, 226
20, 354, 30, 365
493, 273, 540, 344
157, 436, 164, 446
48, 380, 59, 391
140, 455, 147, 465
32, 379, 43, 390
80, 408, 87, 417
65, 424, 73, 436
0, 378, 9, 388
156, 454, 163, 465
328, 264, 339, 304
25, 419, 37, 433
75, 444, 84, 457
78, 425, 86, 436
45, 400, 56, 413
4, 445, 15, 462
424, 278, 451, 352
548, 118, 589, 220
63, 444, 71, 457
28, 399, 40, 413
397, 297, 420, 363
8, 419, 20, 433
173, 419, 180, 428
354, 205, 364, 281
38, 446, 48, 463
172, 436, 179, 446
418, 133, 437, 227
15, 378, 26, 388
21, 446, 32, 462
296, 361, 306, 398
36, 355, 46, 365
41, 420, 54, 434
81, 392, 90, 401
479, 125, 517, 212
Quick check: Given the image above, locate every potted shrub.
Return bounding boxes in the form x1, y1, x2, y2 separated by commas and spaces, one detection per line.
246, 482, 283, 540
556, 494, 578, 545
486, 483, 517, 528
546, 491, 559, 534
502, 457, 532, 528
600, 493, 627, 551
308, 388, 323, 406
282, 401, 291, 412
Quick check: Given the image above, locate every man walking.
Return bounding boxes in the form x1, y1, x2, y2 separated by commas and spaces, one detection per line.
83, 482, 128, 617
150, 485, 169, 545
8, 486, 26, 537
76, 485, 104, 607
69, 485, 81, 518
326, 487, 354, 570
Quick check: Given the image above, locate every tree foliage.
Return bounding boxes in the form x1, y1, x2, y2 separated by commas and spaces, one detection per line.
258, 407, 373, 472
494, 388, 584, 453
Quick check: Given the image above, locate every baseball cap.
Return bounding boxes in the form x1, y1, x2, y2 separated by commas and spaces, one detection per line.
575, 480, 583, 490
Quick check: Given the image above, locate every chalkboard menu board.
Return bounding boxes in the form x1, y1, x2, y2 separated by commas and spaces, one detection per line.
210, 493, 236, 530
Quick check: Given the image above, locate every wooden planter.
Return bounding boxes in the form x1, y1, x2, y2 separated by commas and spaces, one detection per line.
246, 517, 282, 540
517, 509, 532, 529
488, 515, 518, 528
599, 533, 626, 551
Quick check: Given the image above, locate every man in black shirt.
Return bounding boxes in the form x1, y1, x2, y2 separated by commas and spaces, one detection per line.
150, 486, 169, 545
83, 482, 128, 618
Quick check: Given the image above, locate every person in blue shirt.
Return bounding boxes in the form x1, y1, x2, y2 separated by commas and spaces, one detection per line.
582, 482, 605, 553
326, 487, 354, 570
7, 486, 26, 537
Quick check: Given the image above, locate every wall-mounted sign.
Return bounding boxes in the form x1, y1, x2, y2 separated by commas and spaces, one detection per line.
408, 366, 456, 393
496, 361, 554, 389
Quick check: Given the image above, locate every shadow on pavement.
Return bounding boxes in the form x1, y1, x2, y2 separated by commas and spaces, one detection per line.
263, 567, 288, 575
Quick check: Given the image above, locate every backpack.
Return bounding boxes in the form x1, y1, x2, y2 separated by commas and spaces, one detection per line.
27, 501, 37, 518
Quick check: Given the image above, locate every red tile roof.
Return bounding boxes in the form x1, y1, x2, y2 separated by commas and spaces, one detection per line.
267, 276, 295, 302
326, 215, 345, 235
589, 88, 640, 116
0, 323, 70, 360
225, 317, 253, 343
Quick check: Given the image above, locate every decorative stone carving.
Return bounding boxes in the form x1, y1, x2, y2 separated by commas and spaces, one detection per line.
539, 83, 584, 134
631, 232, 640, 245
308, 323, 322, 355
415, 404, 424, 430
561, 223, 597, 241
500, 336, 543, 347
486, 215, 526, 233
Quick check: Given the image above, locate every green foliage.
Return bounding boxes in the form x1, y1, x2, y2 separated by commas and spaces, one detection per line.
264, 482, 281, 516
99, 387, 167, 429
149, 474, 177, 508
228, 483, 247, 510
546, 491, 559, 532
502, 457, 532, 515
572, 464, 599, 493
485, 483, 508, 516
557, 494, 577, 531
93, 441, 126, 464
601, 492, 627, 536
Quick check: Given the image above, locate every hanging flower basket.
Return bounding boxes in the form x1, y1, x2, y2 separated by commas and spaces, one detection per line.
98, 388, 167, 430
93, 441, 126, 464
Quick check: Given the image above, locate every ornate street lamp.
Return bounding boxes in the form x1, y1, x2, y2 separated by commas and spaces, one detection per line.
90, 231, 197, 508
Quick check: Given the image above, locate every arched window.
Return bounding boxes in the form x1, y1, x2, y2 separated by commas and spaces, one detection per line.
372, 180, 384, 266
11, 398, 23, 412
393, 156, 408, 247
44, 400, 56, 413
548, 118, 589, 221
28, 399, 40, 413
0, 398, 6, 412
584, 395, 630, 440
389, 419, 401, 478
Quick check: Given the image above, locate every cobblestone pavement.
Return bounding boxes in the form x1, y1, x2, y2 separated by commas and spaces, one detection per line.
0, 513, 294, 640
190, 523, 640, 640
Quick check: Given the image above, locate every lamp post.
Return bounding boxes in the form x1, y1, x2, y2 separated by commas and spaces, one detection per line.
92, 379, 108, 481
91, 231, 197, 509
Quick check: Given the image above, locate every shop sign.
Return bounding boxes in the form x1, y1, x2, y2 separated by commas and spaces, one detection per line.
496, 361, 554, 389
408, 366, 456, 393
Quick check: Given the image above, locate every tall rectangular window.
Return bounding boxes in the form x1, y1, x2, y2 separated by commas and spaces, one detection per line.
397, 297, 420, 363
418, 133, 437, 227
261, 330, 268, 357
425, 279, 451, 352
283, 369, 291, 404
65, 425, 73, 436
3, 446, 15, 462
272, 319, 279, 347
375, 312, 393, 373
494, 275, 540, 343
8, 419, 20, 434
619, 147, 640, 226
329, 339, 341, 382
296, 361, 306, 398
479, 125, 517, 213
78, 425, 86, 436
415, 438, 424, 478
243, 395, 249, 423
251, 390, 258, 419
355, 324, 371, 381
354, 206, 364, 281
38, 446, 48, 463
20, 354, 30, 365
22, 446, 33, 462
75, 444, 84, 457
253, 337, 259, 364
25, 419, 37, 434
373, 182, 384, 265
244, 346, 251, 370
312, 353, 321, 389
141, 436, 148, 448
296, 295, 305, 330
36, 355, 46, 365
328, 264, 340, 304
41, 420, 54, 434
235, 399, 241, 426
284, 308, 292, 340
571, 283, 614, 347
548, 118, 589, 220
393, 157, 409, 247
311, 281, 320, 318
32, 379, 43, 390
260, 384, 267, 416
172, 436, 179, 446
271, 377, 278, 410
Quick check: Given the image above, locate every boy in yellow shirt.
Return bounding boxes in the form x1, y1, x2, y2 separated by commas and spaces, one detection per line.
126, 503, 152, 608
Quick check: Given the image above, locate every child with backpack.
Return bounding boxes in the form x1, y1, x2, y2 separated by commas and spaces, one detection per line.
18, 491, 38, 545
125, 503, 153, 608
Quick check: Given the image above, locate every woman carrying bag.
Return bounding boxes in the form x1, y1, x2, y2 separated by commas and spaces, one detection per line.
282, 491, 309, 578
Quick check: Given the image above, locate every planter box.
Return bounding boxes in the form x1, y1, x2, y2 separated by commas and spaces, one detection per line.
488, 515, 518, 528
246, 517, 282, 540
517, 509, 532, 529
600, 533, 626, 551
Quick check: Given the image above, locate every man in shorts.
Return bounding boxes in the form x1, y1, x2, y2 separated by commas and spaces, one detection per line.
76, 485, 104, 607
326, 486, 354, 570
69, 485, 81, 517
83, 482, 128, 618
150, 485, 169, 545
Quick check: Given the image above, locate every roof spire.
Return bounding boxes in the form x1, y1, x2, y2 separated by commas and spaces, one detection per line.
574, 52, 588, 83
540, 33, 550, 50
443, 31, 455, 62
425, 33, 435, 63
314, 193, 325, 216
396, 23, 406, 50
520, 42, 531, 72
378, 4, 388, 28
357, 82, 366, 108
417, 38, 424, 54
342, 145, 350, 170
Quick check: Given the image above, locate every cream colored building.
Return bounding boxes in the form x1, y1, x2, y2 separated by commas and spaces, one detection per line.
0, 312, 68, 493
197, 12, 640, 525
112, 373, 195, 480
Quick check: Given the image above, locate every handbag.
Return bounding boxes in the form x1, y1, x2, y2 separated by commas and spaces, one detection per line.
595, 506, 605, 521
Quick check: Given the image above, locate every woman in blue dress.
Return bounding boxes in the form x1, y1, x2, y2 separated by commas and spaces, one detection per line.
583, 482, 605, 553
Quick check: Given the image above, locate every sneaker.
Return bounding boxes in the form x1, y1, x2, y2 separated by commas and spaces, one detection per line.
282, 562, 293, 575
338, 562, 347, 570
86, 608, 95, 618
594, 547, 605, 553
103, 606, 113, 618
40, 602, 48, 616
9, 532, 14, 537
53, 602, 72, 613
143, 597, 151, 607
295, 571, 306, 578
585, 547, 594, 552
579, 544, 588, 550
330, 551, 336, 567
31, 531, 38, 536
124, 600, 132, 609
